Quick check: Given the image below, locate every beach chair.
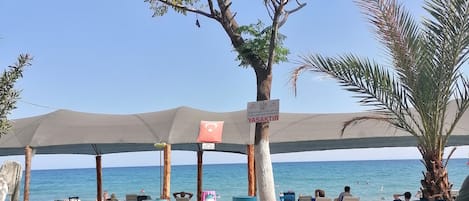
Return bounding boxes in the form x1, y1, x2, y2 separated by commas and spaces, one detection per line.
68, 196, 80, 201
342, 197, 359, 201
125, 194, 138, 201
298, 195, 313, 201
451, 190, 459, 200
283, 192, 295, 201
136, 195, 151, 201
316, 197, 332, 201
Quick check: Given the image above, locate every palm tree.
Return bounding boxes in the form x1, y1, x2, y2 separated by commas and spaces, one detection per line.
291, 0, 469, 200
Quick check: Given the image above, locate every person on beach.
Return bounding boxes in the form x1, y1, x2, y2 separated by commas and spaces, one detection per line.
312, 189, 326, 201
337, 186, 352, 201
103, 191, 109, 201
315, 189, 326, 197
109, 193, 118, 201
393, 192, 411, 201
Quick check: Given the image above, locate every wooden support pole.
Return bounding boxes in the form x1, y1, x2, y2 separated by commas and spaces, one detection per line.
96, 155, 103, 201
247, 144, 256, 196
23, 145, 32, 201
162, 144, 171, 200
197, 150, 203, 201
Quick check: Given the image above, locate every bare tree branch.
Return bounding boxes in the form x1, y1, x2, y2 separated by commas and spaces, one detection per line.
295, 0, 301, 6
265, 2, 275, 20
216, 0, 243, 46
266, 1, 286, 71
207, 0, 217, 17
279, 2, 306, 27
287, 2, 306, 14
158, 0, 216, 19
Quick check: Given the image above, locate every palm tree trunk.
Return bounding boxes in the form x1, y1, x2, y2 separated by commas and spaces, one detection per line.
420, 149, 452, 200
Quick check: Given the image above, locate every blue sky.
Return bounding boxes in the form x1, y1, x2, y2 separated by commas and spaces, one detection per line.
1, 0, 468, 170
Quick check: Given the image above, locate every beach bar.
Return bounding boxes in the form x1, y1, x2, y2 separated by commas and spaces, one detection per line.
0, 100, 468, 201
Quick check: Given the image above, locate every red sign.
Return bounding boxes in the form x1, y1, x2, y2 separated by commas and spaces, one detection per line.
248, 115, 279, 123
197, 121, 224, 143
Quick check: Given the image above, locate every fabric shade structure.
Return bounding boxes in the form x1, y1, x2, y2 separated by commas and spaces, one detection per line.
269, 100, 469, 153
0, 107, 253, 201
0, 100, 468, 200
0, 107, 253, 155
3, 100, 468, 155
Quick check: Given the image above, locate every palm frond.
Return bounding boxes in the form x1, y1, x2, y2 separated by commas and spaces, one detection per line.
290, 64, 311, 96
357, 0, 421, 88
444, 146, 457, 168
421, 0, 469, 99
296, 54, 425, 136
341, 115, 391, 136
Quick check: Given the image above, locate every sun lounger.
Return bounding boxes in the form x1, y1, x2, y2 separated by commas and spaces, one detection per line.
136, 195, 151, 201
68, 196, 80, 201
298, 195, 313, 201
125, 194, 138, 201
451, 190, 459, 199
342, 197, 359, 201
316, 197, 332, 201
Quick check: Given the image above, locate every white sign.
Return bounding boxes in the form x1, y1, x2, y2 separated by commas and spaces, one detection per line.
201, 143, 215, 150
247, 99, 279, 123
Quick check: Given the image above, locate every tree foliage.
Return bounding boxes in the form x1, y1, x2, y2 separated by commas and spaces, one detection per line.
292, 0, 469, 199
236, 20, 289, 67
0, 54, 32, 136
145, 0, 201, 16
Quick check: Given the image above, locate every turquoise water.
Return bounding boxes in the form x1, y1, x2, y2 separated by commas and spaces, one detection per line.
24, 159, 468, 201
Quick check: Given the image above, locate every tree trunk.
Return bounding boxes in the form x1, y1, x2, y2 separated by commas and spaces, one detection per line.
214, 1, 278, 200
254, 123, 275, 201
253, 66, 275, 201
420, 149, 452, 200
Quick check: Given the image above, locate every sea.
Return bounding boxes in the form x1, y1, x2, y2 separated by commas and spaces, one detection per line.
23, 159, 469, 201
